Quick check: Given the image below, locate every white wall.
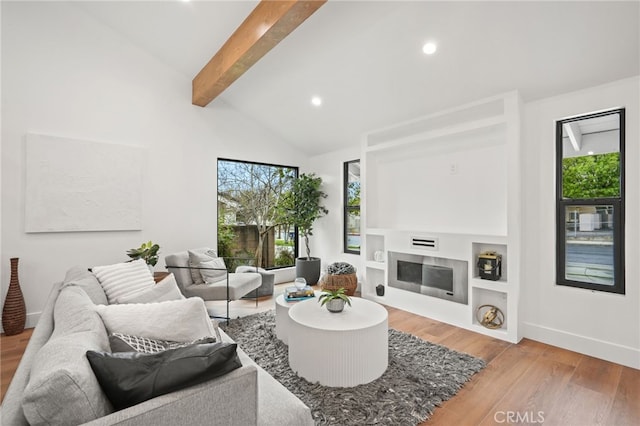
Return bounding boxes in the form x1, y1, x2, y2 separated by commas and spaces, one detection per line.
370, 140, 508, 235
307, 145, 363, 285
521, 77, 639, 368
0, 2, 306, 328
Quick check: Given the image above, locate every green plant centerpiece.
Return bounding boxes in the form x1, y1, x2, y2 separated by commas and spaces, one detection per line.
318, 287, 352, 313
126, 241, 160, 269
280, 172, 328, 285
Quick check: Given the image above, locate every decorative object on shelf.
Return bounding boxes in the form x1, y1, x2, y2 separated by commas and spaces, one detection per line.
477, 251, 502, 281
476, 304, 504, 329
373, 250, 384, 262
280, 173, 328, 285
293, 277, 307, 290
318, 288, 351, 313
376, 284, 385, 296
126, 241, 160, 272
2, 257, 26, 336
320, 262, 357, 296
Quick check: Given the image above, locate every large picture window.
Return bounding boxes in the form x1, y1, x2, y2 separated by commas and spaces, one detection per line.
555, 108, 625, 294
344, 160, 361, 254
217, 159, 298, 270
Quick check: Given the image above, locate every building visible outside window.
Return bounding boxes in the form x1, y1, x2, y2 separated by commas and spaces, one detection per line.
344, 160, 361, 254
555, 108, 625, 294
217, 159, 298, 270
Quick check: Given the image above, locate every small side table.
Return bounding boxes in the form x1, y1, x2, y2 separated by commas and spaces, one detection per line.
275, 291, 320, 344
153, 272, 170, 283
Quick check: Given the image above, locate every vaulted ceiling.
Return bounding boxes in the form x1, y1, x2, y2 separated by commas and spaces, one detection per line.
73, 1, 639, 156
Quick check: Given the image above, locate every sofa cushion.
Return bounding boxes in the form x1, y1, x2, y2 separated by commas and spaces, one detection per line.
92, 259, 155, 304
62, 266, 108, 305
95, 297, 216, 342
87, 342, 242, 410
188, 249, 227, 284
109, 333, 216, 354
22, 286, 112, 425
115, 273, 184, 304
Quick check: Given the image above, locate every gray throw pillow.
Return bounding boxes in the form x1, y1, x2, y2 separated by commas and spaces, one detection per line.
109, 333, 216, 354
87, 342, 242, 410
188, 250, 227, 284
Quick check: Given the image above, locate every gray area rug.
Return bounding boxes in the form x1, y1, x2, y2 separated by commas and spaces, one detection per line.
221, 310, 485, 425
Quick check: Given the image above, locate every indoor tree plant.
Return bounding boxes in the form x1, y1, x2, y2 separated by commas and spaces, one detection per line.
281, 172, 328, 285
318, 287, 352, 313
126, 241, 160, 272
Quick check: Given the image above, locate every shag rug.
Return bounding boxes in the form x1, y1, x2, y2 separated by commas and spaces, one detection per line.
221, 310, 485, 425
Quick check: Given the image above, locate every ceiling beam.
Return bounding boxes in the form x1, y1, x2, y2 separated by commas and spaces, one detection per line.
192, 0, 327, 107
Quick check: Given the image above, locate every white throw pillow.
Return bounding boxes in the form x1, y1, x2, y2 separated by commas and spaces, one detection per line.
188, 250, 227, 284
95, 297, 216, 342
115, 273, 184, 304
92, 259, 155, 304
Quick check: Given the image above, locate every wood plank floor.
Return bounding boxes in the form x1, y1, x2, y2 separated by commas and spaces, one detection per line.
2, 303, 638, 425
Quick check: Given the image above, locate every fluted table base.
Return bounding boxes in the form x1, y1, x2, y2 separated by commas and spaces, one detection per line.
288, 297, 388, 387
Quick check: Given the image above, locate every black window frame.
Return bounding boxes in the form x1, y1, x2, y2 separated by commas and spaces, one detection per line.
343, 159, 361, 255
555, 108, 625, 294
217, 158, 299, 270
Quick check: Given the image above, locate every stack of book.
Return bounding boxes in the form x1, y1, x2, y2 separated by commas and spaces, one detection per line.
285, 285, 315, 301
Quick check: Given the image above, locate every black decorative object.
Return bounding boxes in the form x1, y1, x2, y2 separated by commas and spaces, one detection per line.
477, 251, 502, 281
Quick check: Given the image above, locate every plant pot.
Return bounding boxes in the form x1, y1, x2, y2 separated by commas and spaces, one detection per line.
326, 298, 345, 313
295, 257, 321, 285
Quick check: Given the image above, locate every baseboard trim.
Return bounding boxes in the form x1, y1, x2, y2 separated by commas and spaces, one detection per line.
522, 321, 640, 369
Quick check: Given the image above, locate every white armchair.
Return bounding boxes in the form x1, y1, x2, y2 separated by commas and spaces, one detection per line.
164, 248, 261, 321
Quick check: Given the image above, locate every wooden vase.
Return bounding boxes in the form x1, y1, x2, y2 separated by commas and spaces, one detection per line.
2, 258, 26, 336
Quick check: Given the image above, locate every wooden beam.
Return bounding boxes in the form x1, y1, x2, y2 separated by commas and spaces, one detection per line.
192, 0, 327, 107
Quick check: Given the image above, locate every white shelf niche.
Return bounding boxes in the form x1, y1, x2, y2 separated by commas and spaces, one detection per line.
471, 242, 508, 283
472, 287, 509, 335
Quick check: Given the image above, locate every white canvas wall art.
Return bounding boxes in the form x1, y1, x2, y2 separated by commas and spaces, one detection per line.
24, 133, 145, 232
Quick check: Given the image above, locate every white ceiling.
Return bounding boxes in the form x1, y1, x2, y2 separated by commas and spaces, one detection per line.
73, 0, 639, 156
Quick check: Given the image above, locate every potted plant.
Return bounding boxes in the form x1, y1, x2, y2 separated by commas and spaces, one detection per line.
318, 288, 352, 313
281, 173, 328, 285
126, 241, 160, 272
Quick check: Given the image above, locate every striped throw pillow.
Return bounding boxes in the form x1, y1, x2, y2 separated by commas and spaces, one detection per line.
92, 259, 155, 304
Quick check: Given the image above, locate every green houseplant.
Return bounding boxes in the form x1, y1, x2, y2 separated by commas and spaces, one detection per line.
318, 287, 352, 313
281, 173, 328, 285
126, 241, 160, 268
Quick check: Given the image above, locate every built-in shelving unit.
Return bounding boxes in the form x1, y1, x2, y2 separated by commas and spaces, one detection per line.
361, 92, 521, 343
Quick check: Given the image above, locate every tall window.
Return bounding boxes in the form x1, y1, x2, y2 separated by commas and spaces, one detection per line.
344, 160, 361, 254
556, 108, 625, 294
217, 159, 298, 270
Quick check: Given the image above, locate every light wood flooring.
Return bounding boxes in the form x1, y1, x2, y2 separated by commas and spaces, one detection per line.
1, 293, 638, 425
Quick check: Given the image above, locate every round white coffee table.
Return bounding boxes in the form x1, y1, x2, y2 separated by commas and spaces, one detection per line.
288, 297, 388, 387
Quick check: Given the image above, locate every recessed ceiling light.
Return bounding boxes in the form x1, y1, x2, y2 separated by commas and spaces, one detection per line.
422, 42, 437, 55
588, 151, 594, 155
311, 96, 322, 107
